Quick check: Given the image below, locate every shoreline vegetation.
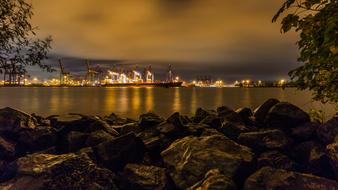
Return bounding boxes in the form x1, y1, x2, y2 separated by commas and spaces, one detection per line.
0, 98, 337, 189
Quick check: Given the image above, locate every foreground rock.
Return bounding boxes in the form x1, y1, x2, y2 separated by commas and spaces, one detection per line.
161, 135, 254, 189
119, 163, 174, 190
327, 143, 338, 180
317, 115, 338, 144
94, 132, 146, 171
254, 98, 280, 123
0, 153, 117, 190
244, 166, 338, 190
188, 169, 236, 190
0, 107, 36, 136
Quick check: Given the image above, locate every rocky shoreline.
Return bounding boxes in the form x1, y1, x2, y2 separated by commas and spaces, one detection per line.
0, 99, 337, 190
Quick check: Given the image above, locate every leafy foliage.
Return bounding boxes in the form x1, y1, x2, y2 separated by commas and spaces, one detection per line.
0, 0, 53, 84
273, 0, 338, 105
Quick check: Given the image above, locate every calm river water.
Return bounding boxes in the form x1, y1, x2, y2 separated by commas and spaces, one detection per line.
0, 87, 335, 119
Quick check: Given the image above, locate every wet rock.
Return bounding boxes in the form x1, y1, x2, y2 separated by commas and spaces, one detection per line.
0, 107, 36, 136
291, 122, 318, 142
219, 121, 252, 140
200, 114, 223, 129
0, 136, 16, 160
253, 98, 280, 123
161, 135, 254, 189
243, 166, 338, 190
94, 132, 146, 171
193, 108, 214, 123
188, 169, 236, 190
217, 106, 243, 123
85, 130, 114, 147
257, 151, 297, 170
327, 143, 338, 180
317, 116, 338, 144
60, 131, 88, 152
120, 164, 174, 190
166, 112, 185, 128
238, 129, 291, 152
138, 112, 164, 128
0, 153, 117, 190
265, 102, 310, 130
16, 126, 57, 153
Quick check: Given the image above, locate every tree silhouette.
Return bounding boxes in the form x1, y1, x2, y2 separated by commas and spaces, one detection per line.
0, 0, 53, 85
273, 0, 337, 104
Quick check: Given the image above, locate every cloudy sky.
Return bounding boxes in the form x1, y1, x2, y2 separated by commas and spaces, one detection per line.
29, 0, 300, 81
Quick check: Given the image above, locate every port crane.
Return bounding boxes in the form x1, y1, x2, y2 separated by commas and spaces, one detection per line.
85, 60, 99, 84
59, 59, 70, 85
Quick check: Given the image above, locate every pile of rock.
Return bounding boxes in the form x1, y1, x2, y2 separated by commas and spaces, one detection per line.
0, 99, 337, 190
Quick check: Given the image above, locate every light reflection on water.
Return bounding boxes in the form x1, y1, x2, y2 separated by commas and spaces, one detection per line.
0, 87, 335, 119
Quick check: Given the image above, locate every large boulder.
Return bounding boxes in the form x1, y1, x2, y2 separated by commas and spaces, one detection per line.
85, 130, 114, 147
257, 151, 297, 170
138, 112, 164, 128
0, 107, 36, 136
193, 108, 214, 123
187, 169, 236, 190
200, 114, 223, 129
161, 135, 255, 189
94, 132, 146, 171
114, 122, 141, 135
253, 98, 280, 123
16, 126, 57, 153
291, 122, 318, 142
104, 113, 135, 125
317, 116, 338, 144
217, 106, 243, 123
326, 143, 338, 180
236, 107, 254, 125
59, 131, 88, 153
219, 121, 253, 140
120, 164, 174, 190
157, 122, 189, 140
0, 153, 117, 190
238, 129, 291, 152
244, 166, 338, 190
0, 136, 16, 160
265, 102, 310, 130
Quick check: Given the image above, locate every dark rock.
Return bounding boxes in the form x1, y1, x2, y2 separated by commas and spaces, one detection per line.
120, 164, 174, 190
257, 151, 297, 170
317, 116, 338, 144
265, 102, 310, 130
104, 113, 135, 125
0, 107, 36, 136
291, 122, 318, 142
193, 108, 214, 123
85, 130, 114, 147
60, 131, 88, 152
290, 141, 319, 163
327, 143, 338, 180
243, 166, 338, 190
86, 118, 119, 136
157, 122, 189, 140
0, 153, 118, 190
238, 129, 291, 152
186, 123, 208, 136
0, 161, 17, 183
0, 136, 16, 160
253, 98, 280, 123
307, 144, 334, 179
188, 169, 236, 190
94, 132, 146, 171
16, 126, 57, 153
217, 106, 243, 123
161, 135, 254, 189
138, 112, 164, 128
114, 122, 141, 135
236, 107, 254, 125
201, 128, 223, 136
219, 121, 253, 140
200, 114, 223, 129
166, 112, 185, 128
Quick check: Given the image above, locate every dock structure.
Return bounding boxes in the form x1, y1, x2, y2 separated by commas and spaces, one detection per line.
59, 59, 70, 85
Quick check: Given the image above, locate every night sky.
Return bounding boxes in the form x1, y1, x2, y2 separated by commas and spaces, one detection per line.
30, 0, 300, 82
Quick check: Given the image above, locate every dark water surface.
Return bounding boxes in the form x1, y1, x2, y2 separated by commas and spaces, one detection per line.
0, 87, 335, 119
